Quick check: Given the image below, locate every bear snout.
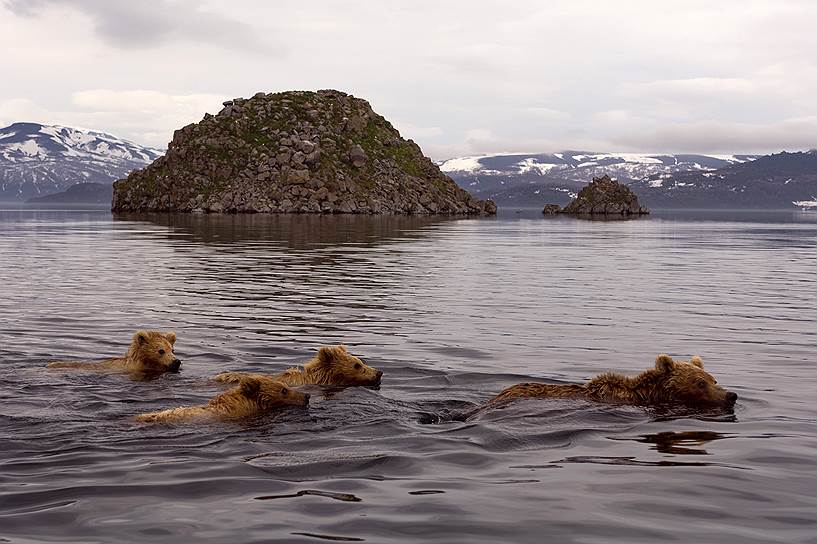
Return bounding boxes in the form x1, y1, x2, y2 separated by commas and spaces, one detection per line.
726, 391, 738, 404
168, 359, 182, 372
375, 370, 383, 380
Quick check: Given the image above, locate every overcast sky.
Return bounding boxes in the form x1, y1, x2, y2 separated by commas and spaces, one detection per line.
2, 0, 816, 158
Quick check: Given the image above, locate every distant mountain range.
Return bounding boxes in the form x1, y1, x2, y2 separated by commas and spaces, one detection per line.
0, 122, 162, 201
26, 182, 112, 204
3, 121, 815, 210
629, 150, 817, 209
441, 151, 817, 209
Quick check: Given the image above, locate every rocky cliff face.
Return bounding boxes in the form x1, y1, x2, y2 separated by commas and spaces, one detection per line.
560, 175, 649, 215
112, 90, 495, 215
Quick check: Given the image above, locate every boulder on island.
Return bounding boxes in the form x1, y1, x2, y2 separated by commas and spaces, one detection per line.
111, 90, 495, 215
560, 175, 649, 216
542, 204, 562, 215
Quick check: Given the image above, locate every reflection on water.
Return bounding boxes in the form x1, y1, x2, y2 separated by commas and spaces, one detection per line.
612, 430, 729, 455
114, 212, 458, 248
292, 532, 365, 542
640, 430, 727, 455
255, 489, 363, 502
554, 455, 717, 467
1, 207, 816, 544
543, 213, 651, 222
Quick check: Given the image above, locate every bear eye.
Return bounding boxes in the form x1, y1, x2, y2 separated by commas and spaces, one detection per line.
158, 349, 165, 355
697, 380, 707, 388
354, 363, 361, 370
281, 388, 288, 395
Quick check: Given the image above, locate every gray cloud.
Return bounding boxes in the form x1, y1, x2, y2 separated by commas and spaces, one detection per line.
4, 0, 282, 54
2, 1, 816, 158
613, 118, 817, 154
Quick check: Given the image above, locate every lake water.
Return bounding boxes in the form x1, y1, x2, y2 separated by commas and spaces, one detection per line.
1, 207, 816, 543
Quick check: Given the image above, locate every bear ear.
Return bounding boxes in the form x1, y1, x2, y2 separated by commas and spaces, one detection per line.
317, 345, 340, 365
165, 332, 177, 345
689, 356, 703, 369
239, 378, 261, 398
338, 344, 348, 353
655, 354, 675, 373
133, 330, 149, 344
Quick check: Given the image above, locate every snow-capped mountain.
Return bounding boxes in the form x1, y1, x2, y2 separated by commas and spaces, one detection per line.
442, 150, 817, 209
442, 151, 756, 207
0, 122, 163, 201
441, 151, 756, 204
630, 150, 817, 209
440, 151, 757, 179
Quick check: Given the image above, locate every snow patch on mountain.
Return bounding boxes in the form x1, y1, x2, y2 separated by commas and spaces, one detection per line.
572, 153, 664, 165
518, 158, 562, 175
793, 198, 817, 209
439, 155, 490, 174
7, 139, 48, 159
552, 187, 578, 198
709, 154, 751, 163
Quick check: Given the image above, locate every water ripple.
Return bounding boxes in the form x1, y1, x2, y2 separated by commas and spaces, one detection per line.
0, 208, 816, 543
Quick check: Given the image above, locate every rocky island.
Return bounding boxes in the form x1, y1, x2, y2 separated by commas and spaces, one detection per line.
543, 175, 649, 216
112, 90, 495, 215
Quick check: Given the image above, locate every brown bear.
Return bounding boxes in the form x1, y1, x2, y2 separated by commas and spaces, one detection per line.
213, 345, 382, 387
488, 354, 737, 410
47, 330, 181, 374
135, 377, 309, 423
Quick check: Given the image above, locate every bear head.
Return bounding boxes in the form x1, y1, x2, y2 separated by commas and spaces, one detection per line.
236, 377, 310, 410
128, 330, 182, 373
304, 345, 382, 386
654, 354, 737, 409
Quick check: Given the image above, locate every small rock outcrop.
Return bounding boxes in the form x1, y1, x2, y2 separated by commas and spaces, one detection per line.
561, 175, 649, 215
542, 204, 562, 215
112, 90, 495, 215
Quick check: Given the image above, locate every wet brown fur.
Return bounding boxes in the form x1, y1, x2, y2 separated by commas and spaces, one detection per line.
489, 355, 736, 409
46, 330, 180, 374
135, 377, 309, 423
213, 345, 382, 387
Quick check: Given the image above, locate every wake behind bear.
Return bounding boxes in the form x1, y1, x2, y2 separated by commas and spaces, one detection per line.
488, 354, 737, 410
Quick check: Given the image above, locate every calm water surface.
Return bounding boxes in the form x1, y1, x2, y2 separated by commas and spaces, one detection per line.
1, 207, 816, 543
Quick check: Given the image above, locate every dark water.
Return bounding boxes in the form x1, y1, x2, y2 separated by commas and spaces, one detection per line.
1, 207, 816, 543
